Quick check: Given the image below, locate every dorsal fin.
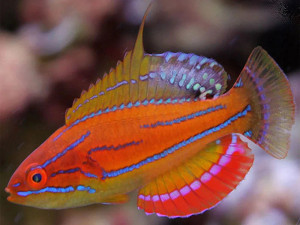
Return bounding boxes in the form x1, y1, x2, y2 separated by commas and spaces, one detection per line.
65, 5, 152, 125
65, 4, 229, 126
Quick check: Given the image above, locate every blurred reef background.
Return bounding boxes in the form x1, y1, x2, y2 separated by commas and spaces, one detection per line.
0, 0, 299, 225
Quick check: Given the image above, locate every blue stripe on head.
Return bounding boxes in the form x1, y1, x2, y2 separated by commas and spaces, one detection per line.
17, 185, 96, 197
40, 131, 90, 169
51, 168, 98, 179
17, 186, 75, 197
12, 183, 21, 187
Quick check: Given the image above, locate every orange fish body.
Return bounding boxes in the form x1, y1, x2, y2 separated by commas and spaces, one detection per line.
6, 6, 295, 217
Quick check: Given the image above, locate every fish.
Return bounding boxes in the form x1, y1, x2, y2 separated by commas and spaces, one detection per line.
5, 5, 295, 218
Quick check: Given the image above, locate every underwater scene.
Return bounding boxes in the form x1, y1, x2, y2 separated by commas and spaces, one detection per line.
1, 0, 299, 225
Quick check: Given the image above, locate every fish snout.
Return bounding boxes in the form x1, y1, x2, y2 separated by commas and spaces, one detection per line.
5, 187, 13, 201
5, 186, 11, 194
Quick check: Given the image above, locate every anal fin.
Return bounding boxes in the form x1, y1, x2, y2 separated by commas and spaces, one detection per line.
137, 134, 254, 218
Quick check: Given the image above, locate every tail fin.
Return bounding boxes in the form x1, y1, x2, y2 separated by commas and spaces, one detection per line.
235, 46, 295, 159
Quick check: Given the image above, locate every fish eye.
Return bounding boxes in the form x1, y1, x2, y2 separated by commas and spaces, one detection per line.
26, 165, 47, 189
32, 173, 42, 183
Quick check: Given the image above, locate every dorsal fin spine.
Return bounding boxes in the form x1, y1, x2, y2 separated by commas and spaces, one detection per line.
129, 4, 152, 102
132, 4, 152, 59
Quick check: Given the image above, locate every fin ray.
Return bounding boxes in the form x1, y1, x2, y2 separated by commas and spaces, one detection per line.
137, 134, 254, 217
236, 46, 295, 158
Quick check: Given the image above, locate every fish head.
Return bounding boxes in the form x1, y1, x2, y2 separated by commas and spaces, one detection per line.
6, 160, 49, 208
6, 126, 100, 209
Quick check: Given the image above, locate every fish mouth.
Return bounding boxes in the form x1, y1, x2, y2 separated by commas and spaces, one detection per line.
5, 187, 12, 201
5, 187, 11, 194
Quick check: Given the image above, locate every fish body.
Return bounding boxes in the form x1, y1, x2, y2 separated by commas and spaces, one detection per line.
6, 6, 295, 217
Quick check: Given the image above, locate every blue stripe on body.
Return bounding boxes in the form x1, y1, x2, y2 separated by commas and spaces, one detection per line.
74, 103, 82, 112
51, 168, 98, 178
102, 105, 251, 179
106, 80, 128, 91
76, 185, 96, 193
141, 105, 225, 128
54, 98, 193, 141
244, 130, 253, 138
151, 52, 214, 69
71, 79, 138, 115
61, 52, 221, 141
235, 78, 243, 87
160, 72, 166, 80
178, 54, 188, 62
38, 131, 90, 169
200, 58, 208, 65
88, 140, 142, 155
69, 91, 104, 116
139, 75, 149, 81
169, 71, 178, 84
186, 77, 194, 90
179, 74, 187, 87
17, 185, 96, 197
189, 55, 199, 65
151, 52, 177, 62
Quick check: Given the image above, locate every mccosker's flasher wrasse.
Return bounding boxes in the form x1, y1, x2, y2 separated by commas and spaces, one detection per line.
6, 5, 295, 218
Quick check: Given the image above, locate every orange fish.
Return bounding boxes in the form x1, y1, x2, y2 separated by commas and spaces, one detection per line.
6, 6, 295, 217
